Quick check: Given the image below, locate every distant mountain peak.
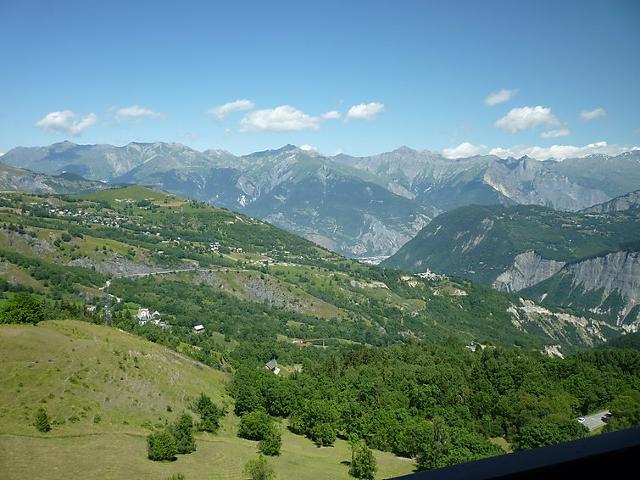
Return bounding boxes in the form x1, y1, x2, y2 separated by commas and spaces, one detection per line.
394, 145, 416, 153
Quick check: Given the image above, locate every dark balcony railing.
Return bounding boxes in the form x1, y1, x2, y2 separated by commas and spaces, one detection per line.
394, 427, 640, 479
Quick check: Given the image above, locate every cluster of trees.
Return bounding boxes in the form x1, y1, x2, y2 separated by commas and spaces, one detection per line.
238, 410, 282, 456
605, 389, 640, 432
229, 342, 640, 471
146, 394, 225, 462
0, 292, 46, 324
147, 413, 196, 461
193, 393, 224, 433
0, 249, 107, 297
0, 291, 89, 325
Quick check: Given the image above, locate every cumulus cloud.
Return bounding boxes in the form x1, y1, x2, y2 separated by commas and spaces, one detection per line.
541, 128, 571, 138
495, 106, 560, 133
442, 142, 488, 159
209, 99, 255, 121
489, 141, 639, 161
484, 89, 517, 106
346, 102, 385, 120
35, 110, 97, 136
299, 144, 318, 152
114, 105, 161, 119
580, 107, 606, 121
240, 105, 320, 132
321, 110, 341, 120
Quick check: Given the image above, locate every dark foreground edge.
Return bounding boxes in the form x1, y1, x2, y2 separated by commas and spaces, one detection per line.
392, 427, 640, 479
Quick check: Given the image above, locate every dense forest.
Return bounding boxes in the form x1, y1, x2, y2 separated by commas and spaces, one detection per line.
228, 340, 640, 468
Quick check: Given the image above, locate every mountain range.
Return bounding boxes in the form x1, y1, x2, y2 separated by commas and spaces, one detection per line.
2, 141, 640, 259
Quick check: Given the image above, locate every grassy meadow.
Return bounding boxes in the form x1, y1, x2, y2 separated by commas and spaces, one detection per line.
0, 320, 415, 479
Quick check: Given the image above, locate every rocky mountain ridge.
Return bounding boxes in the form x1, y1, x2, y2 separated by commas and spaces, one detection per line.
3, 142, 639, 258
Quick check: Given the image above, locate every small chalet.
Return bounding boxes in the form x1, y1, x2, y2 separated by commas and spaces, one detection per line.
265, 359, 280, 375
466, 341, 485, 352
192, 324, 205, 334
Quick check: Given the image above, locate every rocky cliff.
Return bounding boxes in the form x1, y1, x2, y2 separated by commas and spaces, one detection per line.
493, 251, 566, 292
524, 251, 640, 330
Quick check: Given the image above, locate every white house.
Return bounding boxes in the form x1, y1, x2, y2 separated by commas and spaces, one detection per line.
137, 307, 152, 325
193, 324, 205, 334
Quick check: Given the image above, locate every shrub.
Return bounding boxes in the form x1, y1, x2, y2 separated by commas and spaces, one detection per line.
34, 408, 51, 433
311, 422, 336, 447
172, 413, 196, 454
238, 410, 273, 441
147, 430, 177, 461
349, 440, 377, 480
194, 393, 224, 433
259, 426, 282, 456
243, 454, 276, 480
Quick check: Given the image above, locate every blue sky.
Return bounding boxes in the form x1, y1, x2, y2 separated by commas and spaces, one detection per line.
0, 0, 638, 158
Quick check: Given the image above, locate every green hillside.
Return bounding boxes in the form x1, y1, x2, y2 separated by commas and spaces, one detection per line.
0, 186, 579, 349
0, 320, 228, 435
0, 320, 413, 480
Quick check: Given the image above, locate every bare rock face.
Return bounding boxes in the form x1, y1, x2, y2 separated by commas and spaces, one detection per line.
67, 255, 164, 277
493, 251, 566, 292
565, 251, 640, 323
508, 299, 620, 347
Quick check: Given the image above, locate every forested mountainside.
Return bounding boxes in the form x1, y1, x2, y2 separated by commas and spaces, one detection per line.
0, 187, 632, 348
4, 142, 639, 259
2, 186, 640, 479
0, 186, 626, 351
384, 202, 640, 330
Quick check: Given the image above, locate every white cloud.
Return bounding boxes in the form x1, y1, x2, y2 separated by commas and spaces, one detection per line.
299, 144, 318, 152
35, 110, 97, 136
484, 89, 517, 106
346, 102, 385, 120
209, 99, 254, 121
489, 141, 639, 161
541, 128, 571, 138
240, 105, 320, 132
495, 106, 560, 133
580, 107, 606, 121
321, 110, 341, 120
442, 142, 488, 159
114, 105, 161, 119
